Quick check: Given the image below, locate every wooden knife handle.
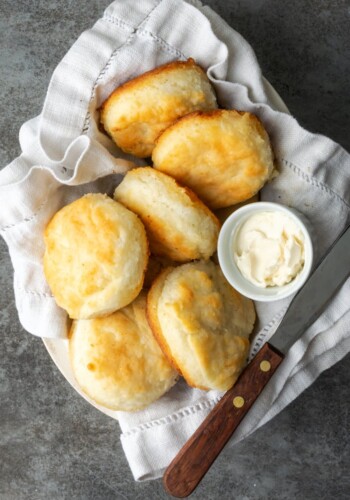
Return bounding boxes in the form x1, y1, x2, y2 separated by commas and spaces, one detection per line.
163, 342, 284, 498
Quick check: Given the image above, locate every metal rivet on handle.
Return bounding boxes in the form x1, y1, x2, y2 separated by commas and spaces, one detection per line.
233, 396, 245, 408
260, 360, 271, 372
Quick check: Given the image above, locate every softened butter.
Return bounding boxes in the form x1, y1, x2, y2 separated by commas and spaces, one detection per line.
233, 211, 305, 288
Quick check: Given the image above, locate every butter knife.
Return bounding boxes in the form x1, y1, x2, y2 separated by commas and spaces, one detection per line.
163, 223, 350, 497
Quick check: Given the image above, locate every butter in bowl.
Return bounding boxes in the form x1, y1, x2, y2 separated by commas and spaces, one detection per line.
217, 202, 314, 302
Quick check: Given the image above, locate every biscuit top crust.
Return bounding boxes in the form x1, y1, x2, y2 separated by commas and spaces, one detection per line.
147, 261, 256, 391
43, 193, 148, 319
152, 109, 274, 208
114, 167, 220, 261
69, 292, 178, 411
101, 58, 207, 111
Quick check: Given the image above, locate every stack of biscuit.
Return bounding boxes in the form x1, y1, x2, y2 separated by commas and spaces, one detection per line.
43, 58, 275, 411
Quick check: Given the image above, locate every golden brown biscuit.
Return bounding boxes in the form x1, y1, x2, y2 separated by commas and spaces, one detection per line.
44, 193, 148, 319
114, 167, 220, 262
69, 292, 178, 411
147, 260, 255, 391
100, 58, 217, 158
152, 109, 274, 209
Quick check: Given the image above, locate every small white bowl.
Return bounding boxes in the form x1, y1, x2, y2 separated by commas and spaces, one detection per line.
217, 202, 313, 302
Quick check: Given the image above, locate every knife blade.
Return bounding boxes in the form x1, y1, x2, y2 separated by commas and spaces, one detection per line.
163, 223, 350, 498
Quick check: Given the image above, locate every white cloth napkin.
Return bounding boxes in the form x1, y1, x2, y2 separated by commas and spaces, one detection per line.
1, 0, 349, 481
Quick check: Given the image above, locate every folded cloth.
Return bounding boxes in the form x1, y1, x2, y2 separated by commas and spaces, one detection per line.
1, 0, 349, 481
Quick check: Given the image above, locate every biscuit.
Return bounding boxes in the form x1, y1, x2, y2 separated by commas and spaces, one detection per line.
147, 260, 255, 391
44, 193, 148, 319
69, 292, 178, 411
100, 58, 217, 158
152, 109, 274, 209
114, 167, 220, 262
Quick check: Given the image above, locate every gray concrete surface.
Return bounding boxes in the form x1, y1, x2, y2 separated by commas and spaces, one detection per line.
0, 1, 349, 499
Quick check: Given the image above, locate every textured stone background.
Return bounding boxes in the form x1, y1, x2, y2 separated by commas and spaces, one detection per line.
0, 1, 349, 499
